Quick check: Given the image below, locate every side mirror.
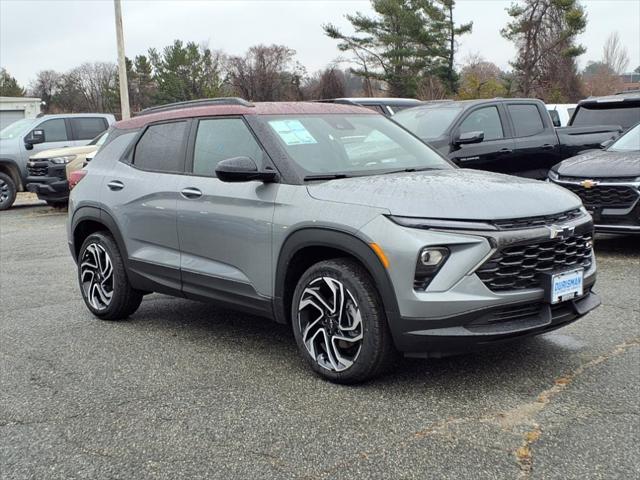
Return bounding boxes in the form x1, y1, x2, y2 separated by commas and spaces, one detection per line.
215, 156, 277, 183
551, 117, 561, 128
455, 131, 484, 145
600, 138, 615, 149
25, 129, 45, 147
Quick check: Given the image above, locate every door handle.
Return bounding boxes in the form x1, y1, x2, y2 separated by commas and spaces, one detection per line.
499, 148, 513, 154
542, 144, 554, 150
180, 187, 202, 199
107, 180, 124, 191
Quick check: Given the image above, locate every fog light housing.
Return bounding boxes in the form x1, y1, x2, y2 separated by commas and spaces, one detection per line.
414, 247, 449, 290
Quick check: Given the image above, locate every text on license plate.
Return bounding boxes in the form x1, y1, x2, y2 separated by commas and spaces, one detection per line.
550, 269, 583, 304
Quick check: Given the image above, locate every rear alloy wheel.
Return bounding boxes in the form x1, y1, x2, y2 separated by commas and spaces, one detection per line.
0, 172, 17, 211
78, 232, 142, 320
292, 258, 395, 384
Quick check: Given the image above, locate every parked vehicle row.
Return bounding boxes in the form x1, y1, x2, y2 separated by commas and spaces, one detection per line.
0, 113, 115, 209
67, 98, 601, 383
549, 122, 640, 234
392, 97, 623, 179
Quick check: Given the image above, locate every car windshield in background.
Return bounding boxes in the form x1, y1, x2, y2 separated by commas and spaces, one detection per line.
0, 118, 34, 139
392, 106, 463, 140
88, 131, 109, 146
262, 114, 451, 177
608, 123, 640, 152
572, 103, 640, 129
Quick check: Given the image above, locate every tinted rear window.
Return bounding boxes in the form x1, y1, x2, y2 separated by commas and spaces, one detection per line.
572, 103, 640, 129
508, 104, 545, 136
71, 117, 107, 140
134, 121, 187, 172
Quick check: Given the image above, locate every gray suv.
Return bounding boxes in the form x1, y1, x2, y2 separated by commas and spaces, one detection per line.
67, 98, 600, 383
0, 113, 115, 209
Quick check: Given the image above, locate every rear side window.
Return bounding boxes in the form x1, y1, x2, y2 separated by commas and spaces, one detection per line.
192, 118, 265, 176
459, 106, 504, 140
508, 104, 545, 136
71, 117, 107, 140
35, 119, 68, 142
134, 121, 187, 173
572, 104, 640, 129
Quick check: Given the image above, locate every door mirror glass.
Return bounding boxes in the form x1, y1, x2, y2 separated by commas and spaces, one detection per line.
26, 129, 45, 145
215, 156, 277, 183
455, 131, 484, 145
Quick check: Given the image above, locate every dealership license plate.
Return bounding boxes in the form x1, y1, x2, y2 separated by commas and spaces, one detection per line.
549, 269, 584, 304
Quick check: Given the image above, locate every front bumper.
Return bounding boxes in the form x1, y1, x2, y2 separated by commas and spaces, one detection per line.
359, 212, 599, 357
395, 289, 600, 357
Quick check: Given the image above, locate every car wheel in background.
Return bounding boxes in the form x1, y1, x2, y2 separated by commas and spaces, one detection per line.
291, 258, 395, 384
0, 172, 17, 211
78, 232, 143, 320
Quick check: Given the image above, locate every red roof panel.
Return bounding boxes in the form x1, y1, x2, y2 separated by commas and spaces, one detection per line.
116, 101, 375, 129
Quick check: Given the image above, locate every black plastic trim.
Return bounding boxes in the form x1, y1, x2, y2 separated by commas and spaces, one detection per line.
273, 227, 400, 325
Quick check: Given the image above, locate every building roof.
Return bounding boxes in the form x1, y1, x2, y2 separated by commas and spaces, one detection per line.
116, 101, 375, 129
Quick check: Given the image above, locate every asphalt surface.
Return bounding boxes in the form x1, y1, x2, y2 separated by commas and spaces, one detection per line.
1, 196, 639, 479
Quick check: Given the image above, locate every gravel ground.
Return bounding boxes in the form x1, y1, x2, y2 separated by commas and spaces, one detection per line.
1, 195, 638, 479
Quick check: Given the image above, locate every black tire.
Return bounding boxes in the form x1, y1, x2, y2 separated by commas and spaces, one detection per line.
78, 232, 143, 320
0, 172, 17, 211
291, 258, 396, 384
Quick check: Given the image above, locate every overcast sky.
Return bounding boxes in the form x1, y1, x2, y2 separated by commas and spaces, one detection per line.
1, 0, 639, 88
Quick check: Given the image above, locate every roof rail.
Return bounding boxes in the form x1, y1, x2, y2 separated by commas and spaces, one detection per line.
138, 97, 254, 116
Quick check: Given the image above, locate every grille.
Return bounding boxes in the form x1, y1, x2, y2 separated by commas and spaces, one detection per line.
562, 184, 638, 209
28, 163, 48, 176
477, 233, 593, 291
493, 209, 583, 230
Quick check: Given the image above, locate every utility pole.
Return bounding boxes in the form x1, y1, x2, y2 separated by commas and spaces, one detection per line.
114, 0, 130, 119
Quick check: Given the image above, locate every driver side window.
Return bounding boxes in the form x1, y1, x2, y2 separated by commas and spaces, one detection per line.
459, 106, 504, 141
32, 119, 68, 142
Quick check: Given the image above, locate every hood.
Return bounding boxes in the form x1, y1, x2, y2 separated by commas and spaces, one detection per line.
552, 150, 640, 178
30, 145, 98, 159
306, 169, 581, 220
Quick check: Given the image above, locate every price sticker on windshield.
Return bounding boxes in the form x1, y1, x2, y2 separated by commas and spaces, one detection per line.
269, 120, 318, 146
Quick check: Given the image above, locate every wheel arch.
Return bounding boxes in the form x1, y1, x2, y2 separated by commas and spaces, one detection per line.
273, 228, 400, 325
71, 206, 129, 262
0, 159, 22, 190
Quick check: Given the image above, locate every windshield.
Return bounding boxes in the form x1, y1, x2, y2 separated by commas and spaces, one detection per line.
88, 131, 109, 146
262, 114, 451, 177
0, 118, 35, 140
608, 123, 640, 152
571, 103, 640, 129
392, 106, 463, 140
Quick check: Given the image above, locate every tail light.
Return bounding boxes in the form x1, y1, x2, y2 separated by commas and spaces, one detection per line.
68, 169, 88, 190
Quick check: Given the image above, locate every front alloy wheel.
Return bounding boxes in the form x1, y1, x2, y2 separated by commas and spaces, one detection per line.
298, 277, 363, 372
292, 258, 395, 383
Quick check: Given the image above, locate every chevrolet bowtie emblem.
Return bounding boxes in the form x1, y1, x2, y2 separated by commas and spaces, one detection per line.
547, 224, 575, 240
581, 179, 598, 189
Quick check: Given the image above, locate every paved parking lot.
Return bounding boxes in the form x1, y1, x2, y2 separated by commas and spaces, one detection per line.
1, 197, 638, 479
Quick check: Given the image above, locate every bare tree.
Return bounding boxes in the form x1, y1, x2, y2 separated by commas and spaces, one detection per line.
457, 54, 507, 99
29, 70, 61, 112
69, 62, 119, 112
226, 45, 303, 101
603, 32, 630, 75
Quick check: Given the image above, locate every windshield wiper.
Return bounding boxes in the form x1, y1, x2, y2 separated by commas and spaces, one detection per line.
303, 173, 350, 181
380, 167, 442, 175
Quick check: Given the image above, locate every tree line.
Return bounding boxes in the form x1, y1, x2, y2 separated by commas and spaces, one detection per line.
1, 0, 638, 116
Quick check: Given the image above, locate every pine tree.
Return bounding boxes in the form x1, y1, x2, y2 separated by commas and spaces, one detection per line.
0, 68, 26, 97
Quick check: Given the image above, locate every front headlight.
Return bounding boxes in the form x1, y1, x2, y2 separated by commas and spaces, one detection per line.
50, 155, 77, 164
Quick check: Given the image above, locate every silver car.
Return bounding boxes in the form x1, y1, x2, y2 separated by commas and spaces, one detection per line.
67, 98, 600, 383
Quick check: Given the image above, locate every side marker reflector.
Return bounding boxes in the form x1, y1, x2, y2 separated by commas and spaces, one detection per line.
370, 243, 390, 269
